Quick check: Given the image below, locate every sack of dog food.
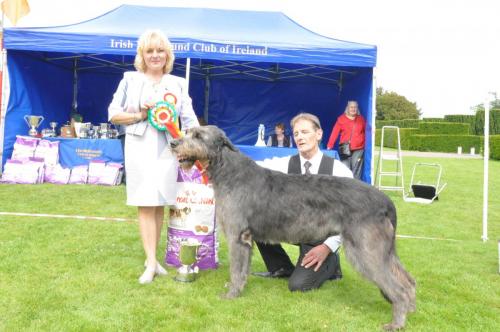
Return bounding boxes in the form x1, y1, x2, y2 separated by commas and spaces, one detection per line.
0, 158, 44, 184
34, 139, 59, 166
165, 167, 218, 270
12, 136, 39, 161
68, 165, 88, 184
44, 164, 71, 184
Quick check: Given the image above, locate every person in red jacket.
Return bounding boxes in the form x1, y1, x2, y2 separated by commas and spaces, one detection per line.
327, 101, 366, 179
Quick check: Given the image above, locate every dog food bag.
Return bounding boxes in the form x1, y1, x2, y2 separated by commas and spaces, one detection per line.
87, 160, 106, 185
0, 158, 44, 184
0, 159, 27, 183
96, 162, 123, 186
44, 164, 71, 184
29, 157, 45, 184
12, 135, 39, 160
34, 139, 59, 166
68, 165, 88, 184
165, 167, 218, 270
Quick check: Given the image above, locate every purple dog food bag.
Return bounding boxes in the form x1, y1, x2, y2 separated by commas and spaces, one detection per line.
68, 165, 88, 184
34, 139, 59, 166
165, 167, 218, 270
87, 160, 106, 185
12, 136, 39, 160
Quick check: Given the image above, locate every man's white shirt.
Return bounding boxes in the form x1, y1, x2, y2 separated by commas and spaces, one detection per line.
256, 151, 353, 252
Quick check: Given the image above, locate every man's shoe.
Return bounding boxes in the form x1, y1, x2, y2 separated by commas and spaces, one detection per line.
252, 267, 293, 279
328, 273, 342, 280
328, 251, 342, 280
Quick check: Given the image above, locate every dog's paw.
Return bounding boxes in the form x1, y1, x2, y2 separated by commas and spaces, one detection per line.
220, 289, 240, 300
382, 322, 404, 331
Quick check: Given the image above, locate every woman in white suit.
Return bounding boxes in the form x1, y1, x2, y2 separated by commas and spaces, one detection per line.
108, 30, 199, 284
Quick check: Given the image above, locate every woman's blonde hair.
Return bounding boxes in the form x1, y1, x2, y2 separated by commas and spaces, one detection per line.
134, 29, 175, 74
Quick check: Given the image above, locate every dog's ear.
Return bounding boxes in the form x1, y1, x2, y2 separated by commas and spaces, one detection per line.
222, 136, 237, 151
215, 132, 237, 152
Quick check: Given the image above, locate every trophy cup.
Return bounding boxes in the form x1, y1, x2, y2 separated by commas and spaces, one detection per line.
23, 115, 45, 137
49, 122, 58, 136
174, 239, 207, 282
254, 123, 266, 147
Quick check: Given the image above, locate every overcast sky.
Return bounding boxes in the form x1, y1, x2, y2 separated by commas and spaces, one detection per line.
5, 0, 500, 118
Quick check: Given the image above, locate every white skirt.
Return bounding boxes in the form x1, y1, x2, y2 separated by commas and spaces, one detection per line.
124, 124, 178, 206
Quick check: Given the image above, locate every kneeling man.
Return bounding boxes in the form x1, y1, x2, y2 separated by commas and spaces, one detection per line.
253, 113, 353, 291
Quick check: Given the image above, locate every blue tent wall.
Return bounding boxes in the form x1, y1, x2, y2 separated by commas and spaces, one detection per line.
2, 54, 374, 183
205, 78, 340, 144
331, 68, 374, 182
2, 52, 74, 162
1, 5, 376, 183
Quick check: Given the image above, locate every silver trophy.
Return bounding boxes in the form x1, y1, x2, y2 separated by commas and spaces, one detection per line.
174, 239, 207, 282
24, 115, 45, 137
49, 122, 58, 136
100, 123, 110, 139
255, 123, 266, 147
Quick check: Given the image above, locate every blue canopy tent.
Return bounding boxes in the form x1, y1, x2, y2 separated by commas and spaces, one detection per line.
1, 5, 377, 182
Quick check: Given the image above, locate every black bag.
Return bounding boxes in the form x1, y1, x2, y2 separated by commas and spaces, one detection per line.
339, 142, 351, 158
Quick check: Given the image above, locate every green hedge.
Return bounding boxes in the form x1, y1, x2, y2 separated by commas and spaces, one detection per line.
374, 130, 500, 159
418, 122, 470, 135
488, 135, 500, 159
375, 128, 418, 150
422, 117, 445, 122
444, 114, 476, 124
474, 110, 500, 135
375, 119, 420, 129
407, 135, 481, 153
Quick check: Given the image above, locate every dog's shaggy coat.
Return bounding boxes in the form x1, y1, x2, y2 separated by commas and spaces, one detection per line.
170, 126, 416, 330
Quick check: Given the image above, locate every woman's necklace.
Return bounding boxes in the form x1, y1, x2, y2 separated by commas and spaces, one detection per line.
145, 73, 163, 93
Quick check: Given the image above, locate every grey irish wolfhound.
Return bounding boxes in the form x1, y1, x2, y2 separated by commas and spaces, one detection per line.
170, 125, 416, 330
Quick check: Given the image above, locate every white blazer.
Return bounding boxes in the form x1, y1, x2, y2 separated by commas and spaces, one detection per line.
108, 71, 199, 138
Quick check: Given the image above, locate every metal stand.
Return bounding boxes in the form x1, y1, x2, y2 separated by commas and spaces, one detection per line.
376, 126, 404, 196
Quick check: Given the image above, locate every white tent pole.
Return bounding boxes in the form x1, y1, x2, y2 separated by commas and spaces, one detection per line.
0, 49, 7, 171
370, 67, 377, 185
0, 13, 7, 171
185, 57, 191, 87
482, 93, 491, 242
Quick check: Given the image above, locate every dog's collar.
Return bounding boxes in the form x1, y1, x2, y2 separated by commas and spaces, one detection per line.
197, 160, 210, 174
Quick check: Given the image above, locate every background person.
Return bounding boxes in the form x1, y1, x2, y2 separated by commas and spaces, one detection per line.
267, 122, 292, 147
326, 100, 366, 179
254, 113, 352, 292
108, 29, 199, 284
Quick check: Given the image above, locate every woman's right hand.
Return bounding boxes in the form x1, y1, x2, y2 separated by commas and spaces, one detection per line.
141, 101, 155, 112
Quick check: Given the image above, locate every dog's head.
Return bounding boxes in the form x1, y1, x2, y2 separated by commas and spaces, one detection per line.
170, 125, 236, 169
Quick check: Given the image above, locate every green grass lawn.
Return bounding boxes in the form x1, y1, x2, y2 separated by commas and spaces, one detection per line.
1, 155, 499, 331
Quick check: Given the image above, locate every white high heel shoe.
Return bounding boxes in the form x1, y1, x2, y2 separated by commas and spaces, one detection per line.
143, 260, 168, 276
138, 266, 156, 284
155, 263, 168, 276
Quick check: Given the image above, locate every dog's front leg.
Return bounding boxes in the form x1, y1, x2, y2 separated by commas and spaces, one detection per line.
222, 229, 253, 299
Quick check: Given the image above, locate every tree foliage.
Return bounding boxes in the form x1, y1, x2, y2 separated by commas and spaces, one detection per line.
470, 93, 500, 113
376, 87, 421, 120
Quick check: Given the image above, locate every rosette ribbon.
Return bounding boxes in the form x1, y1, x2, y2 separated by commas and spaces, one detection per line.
148, 101, 208, 184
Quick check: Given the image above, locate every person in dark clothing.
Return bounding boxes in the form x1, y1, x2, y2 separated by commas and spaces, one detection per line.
253, 113, 352, 291
267, 122, 292, 147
